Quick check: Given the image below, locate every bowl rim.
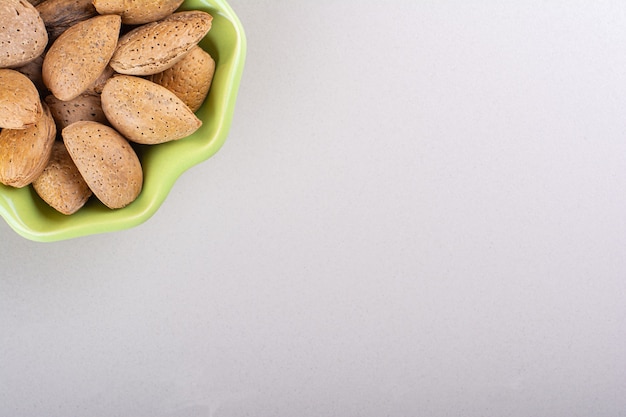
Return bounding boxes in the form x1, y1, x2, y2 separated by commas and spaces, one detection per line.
0, 0, 247, 242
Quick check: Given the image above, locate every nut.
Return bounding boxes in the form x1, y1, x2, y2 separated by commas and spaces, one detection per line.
62, 121, 143, 209
101, 75, 202, 145
110, 11, 212, 76
0, 0, 48, 68
0, 69, 43, 129
93, 0, 184, 25
149, 45, 215, 112
42, 14, 121, 101
32, 140, 92, 215
0, 102, 56, 188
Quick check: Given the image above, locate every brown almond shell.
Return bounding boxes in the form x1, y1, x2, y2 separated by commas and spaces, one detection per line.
45, 94, 108, 131
110, 11, 212, 76
32, 141, 92, 215
101, 75, 202, 145
0, 0, 48, 68
0, 102, 56, 188
62, 121, 143, 209
36, 0, 98, 43
42, 14, 121, 101
93, 0, 184, 25
0, 69, 43, 129
15, 54, 46, 94
149, 45, 215, 113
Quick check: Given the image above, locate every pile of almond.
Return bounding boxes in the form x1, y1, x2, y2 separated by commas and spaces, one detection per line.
0, 0, 215, 214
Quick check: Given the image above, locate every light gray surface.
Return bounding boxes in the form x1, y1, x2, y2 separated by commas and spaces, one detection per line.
2, 1, 626, 416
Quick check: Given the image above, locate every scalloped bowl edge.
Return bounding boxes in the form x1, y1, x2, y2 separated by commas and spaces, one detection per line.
0, 0, 246, 242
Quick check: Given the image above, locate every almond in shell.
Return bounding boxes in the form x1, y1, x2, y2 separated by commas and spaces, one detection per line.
0, 69, 43, 129
110, 11, 212, 76
149, 45, 215, 113
32, 141, 92, 215
15, 53, 46, 94
42, 14, 121, 101
45, 94, 108, 130
36, 0, 98, 43
0, 102, 56, 188
0, 0, 48, 68
62, 121, 142, 209
93, 0, 184, 25
101, 75, 201, 144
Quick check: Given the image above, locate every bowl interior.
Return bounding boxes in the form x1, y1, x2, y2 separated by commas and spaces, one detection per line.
0, 0, 246, 242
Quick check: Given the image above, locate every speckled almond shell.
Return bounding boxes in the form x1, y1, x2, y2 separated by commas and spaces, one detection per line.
15, 53, 45, 94
0, 0, 48, 68
93, 0, 184, 25
0, 102, 56, 188
149, 45, 215, 112
32, 141, 92, 215
45, 94, 108, 131
101, 75, 202, 144
110, 11, 212, 76
36, 0, 98, 43
42, 14, 122, 101
62, 121, 142, 209
0, 69, 43, 129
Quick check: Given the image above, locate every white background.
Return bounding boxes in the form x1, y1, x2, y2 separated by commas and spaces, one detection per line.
2, 1, 626, 416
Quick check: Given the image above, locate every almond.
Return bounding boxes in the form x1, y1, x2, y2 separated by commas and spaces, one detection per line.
62, 121, 142, 209
0, 0, 48, 68
0, 102, 56, 188
42, 14, 121, 101
149, 45, 215, 112
36, 0, 98, 43
15, 53, 45, 94
93, 0, 184, 25
32, 140, 92, 215
101, 75, 201, 144
0, 69, 43, 129
45, 94, 108, 130
110, 11, 212, 76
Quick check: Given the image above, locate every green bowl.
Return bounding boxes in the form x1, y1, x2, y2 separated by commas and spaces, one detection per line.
0, 0, 246, 242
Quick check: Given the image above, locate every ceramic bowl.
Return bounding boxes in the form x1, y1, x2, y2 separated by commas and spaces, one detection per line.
0, 0, 246, 242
